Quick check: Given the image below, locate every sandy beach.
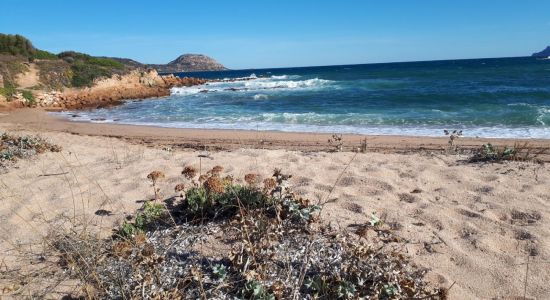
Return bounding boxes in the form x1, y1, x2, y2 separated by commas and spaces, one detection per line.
1, 108, 549, 299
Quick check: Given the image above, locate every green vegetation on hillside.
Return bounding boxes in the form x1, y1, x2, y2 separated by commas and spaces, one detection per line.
33, 49, 58, 60
0, 84, 17, 99
58, 51, 125, 87
0, 34, 133, 93
0, 34, 35, 58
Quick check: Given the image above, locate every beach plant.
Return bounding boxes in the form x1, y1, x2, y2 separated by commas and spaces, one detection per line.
444, 129, 462, 153
174, 183, 186, 197
0, 85, 17, 100
21, 90, 35, 105
369, 212, 382, 227
147, 170, 165, 200
0, 132, 61, 170
117, 201, 166, 237
359, 137, 368, 153
32, 165, 445, 299
328, 133, 344, 152
468, 142, 547, 163
182, 165, 198, 179
212, 264, 228, 281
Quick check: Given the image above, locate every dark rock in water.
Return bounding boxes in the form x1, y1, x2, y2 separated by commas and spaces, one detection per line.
532, 46, 550, 58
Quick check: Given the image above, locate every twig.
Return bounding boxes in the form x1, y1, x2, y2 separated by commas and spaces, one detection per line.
321, 152, 358, 206
38, 172, 69, 177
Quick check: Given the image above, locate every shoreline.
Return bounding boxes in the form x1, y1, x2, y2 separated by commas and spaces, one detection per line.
2, 108, 550, 156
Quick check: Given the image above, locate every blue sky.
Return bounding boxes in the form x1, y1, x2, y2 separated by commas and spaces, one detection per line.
1, 0, 549, 69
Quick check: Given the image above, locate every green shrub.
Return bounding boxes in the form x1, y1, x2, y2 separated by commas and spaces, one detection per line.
21, 90, 35, 105
469, 143, 518, 162
0, 34, 35, 58
184, 184, 271, 219
70, 61, 110, 87
0, 85, 17, 100
87, 57, 124, 69
33, 49, 57, 60
117, 201, 166, 237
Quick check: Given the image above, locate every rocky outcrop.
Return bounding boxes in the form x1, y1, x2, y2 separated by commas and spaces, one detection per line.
34, 70, 207, 110
148, 54, 227, 73
532, 46, 550, 58
108, 54, 227, 73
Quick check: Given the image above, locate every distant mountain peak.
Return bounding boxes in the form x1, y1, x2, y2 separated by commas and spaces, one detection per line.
532, 46, 550, 58
107, 53, 227, 73
155, 54, 227, 73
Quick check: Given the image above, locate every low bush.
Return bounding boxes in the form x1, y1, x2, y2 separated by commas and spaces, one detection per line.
0, 132, 61, 170
33, 49, 58, 60
21, 90, 35, 105
70, 61, 111, 87
468, 142, 547, 163
117, 201, 166, 237
0, 85, 17, 100
36, 165, 444, 299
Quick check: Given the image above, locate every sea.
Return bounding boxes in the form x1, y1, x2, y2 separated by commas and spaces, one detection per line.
62, 57, 550, 138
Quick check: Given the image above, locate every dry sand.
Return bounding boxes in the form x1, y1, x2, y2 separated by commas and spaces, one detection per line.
1, 109, 549, 299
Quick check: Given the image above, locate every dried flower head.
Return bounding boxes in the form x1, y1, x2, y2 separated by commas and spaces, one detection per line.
182, 166, 198, 179
174, 183, 186, 193
244, 173, 260, 185
204, 176, 225, 194
263, 178, 277, 191
210, 165, 224, 175
273, 168, 292, 183
222, 175, 234, 186
147, 171, 165, 184
199, 174, 208, 183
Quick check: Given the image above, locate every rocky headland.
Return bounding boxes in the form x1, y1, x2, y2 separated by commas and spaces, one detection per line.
532, 46, 550, 58
0, 34, 217, 111
110, 54, 227, 73
34, 70, 206, 110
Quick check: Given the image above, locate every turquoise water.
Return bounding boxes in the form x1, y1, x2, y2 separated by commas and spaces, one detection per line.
64, 57, 550, 138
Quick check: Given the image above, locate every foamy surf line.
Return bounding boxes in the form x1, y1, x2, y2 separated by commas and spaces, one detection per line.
170, 74, 332, 96
55, 112, 550, 139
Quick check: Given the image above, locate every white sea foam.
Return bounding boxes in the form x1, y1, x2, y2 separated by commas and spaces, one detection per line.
170, 77, 333, 96
537, 107, 550, 126
253, 94, 269, 100
243, 78, 332, 90
270, 74, 301, 80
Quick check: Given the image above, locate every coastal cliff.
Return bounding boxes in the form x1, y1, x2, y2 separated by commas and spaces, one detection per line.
35, 70, 206, 110
0, 34, 210, 110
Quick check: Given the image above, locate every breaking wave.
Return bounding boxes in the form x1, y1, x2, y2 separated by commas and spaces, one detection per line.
170, 75, 333, 96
